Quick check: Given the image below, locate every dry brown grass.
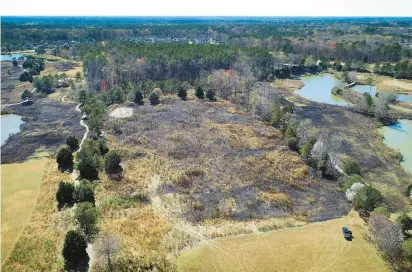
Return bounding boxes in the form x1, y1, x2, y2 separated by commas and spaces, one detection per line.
207, 122, 282, 150
179, 211, 390, 272
355, 72, 412, 94
1, 158, 49, 263
39, 55, 83, 78
242, 151, 312, 188
272, 79, 305, 91
95, 97, 352, 270
99, 204, 172, 251
2, 160, 71, 271
105, 98, 347, 226
258, 191, 293, 208
90, 139, 176, 271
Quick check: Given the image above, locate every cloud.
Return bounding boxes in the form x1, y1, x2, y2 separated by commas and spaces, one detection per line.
2, 0, 412, 16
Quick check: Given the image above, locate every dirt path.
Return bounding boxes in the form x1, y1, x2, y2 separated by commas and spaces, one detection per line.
149, 174, 217, 249
64, 97, 94, 269
75, 103, 89, 151
2, 88, 36, 107
70, 103, 89, 184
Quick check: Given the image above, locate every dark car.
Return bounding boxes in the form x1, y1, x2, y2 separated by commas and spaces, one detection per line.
342, 227, 352, 240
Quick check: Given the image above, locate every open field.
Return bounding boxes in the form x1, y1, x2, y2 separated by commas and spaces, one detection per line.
178, 212, 390, 272
1, 160, 71, 271
377, 78, 412, 94
272, 79, 304, 92
33, 54, 83, 77
41, 61, 83, 78
1, 158, 49, 263
106, 96, 349, 224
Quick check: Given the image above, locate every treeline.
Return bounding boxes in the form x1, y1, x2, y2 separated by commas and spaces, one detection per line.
230, 36, 411, 63
81, 42, 275, 91
3, 17, 411, 47
374, 61, 412, 80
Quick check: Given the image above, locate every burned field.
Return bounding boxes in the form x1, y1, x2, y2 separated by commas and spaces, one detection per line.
277, 87, 412, 213
106, 97, 349, 224
1, 99, 84, 163
1, 62, 29, 104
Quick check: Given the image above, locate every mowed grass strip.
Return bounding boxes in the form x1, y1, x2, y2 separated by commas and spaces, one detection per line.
178, 212, 390, 272
1, 158, 48, 262
2, 159, 69, 271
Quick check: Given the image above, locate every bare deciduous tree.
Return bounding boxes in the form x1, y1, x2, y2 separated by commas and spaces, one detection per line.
374, 95, 389, 119
369, 213, 403, 260
95, 232, 121, 271
296, 119, 314, 145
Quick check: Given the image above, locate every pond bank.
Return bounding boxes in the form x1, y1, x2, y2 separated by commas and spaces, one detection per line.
1, 99, 84, 164
1, 114, 23, 146
294, 74, 350, 106
380, 119, 412, 174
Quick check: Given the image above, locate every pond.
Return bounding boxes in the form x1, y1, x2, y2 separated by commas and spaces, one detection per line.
0, 54, 25, 62
293, 74, 412, 175
1, 114, 23, 146
380, 119, 412, 174
351, 85, 412, 103
294, 74, 350, 106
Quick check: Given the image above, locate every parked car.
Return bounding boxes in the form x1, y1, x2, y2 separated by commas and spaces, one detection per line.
342, 227, 352, 240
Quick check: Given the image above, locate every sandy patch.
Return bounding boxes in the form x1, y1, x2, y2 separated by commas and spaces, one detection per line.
109, 107, 133, 118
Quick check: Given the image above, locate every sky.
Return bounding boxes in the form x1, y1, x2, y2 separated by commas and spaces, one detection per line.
2, 0, 412, 16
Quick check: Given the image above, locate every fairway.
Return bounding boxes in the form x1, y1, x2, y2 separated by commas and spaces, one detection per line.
1, 158, 49, 262
178, 213, 390, 272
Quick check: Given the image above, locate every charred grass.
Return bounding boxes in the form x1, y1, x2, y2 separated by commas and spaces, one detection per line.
106, 97, 349, 225
1, 99, 84, 163
1, 62, 29, 104
290, 94, 412, 213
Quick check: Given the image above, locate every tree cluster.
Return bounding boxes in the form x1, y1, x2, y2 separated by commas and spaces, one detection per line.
56, 179, 95, 206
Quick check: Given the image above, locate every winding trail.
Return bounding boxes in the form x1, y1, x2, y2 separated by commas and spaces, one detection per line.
75, 103, 89, 150
63, 95, 94, 270
62, 94, 89, 152
66, 97, 89, 183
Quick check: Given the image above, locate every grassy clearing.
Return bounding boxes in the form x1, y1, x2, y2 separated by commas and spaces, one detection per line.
41, 62, 83, 78
389, 104, 412, 114
355, 72, 412, 94
271, 79, 304, 92
378, 78, 412, 94
1, 158, 49, 263
34, 54, 83, 78
2, 160, 72, 271
178, 211, 390, 272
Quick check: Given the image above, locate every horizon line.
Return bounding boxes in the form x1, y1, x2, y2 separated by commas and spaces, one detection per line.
2, 15, 412, 18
